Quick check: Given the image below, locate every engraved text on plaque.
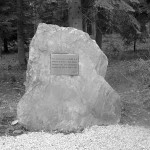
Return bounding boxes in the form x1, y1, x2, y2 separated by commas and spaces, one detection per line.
50, 54, 79, 75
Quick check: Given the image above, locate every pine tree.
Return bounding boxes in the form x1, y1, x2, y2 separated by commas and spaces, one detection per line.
17, 0, 26, 68
0, 0, 16, 54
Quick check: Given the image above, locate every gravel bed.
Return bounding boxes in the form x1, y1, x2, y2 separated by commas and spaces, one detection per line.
0, 124, 150, 150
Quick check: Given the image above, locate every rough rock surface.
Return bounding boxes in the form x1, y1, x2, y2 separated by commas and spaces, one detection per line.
17, 23, 121, 132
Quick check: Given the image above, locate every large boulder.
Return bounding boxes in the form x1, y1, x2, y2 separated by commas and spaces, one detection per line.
17, 23, 121, 132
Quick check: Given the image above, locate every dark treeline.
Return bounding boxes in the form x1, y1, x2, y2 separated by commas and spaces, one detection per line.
0, 0, 150, 67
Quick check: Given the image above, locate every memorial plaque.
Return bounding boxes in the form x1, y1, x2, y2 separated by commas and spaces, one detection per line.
50, 54, 79, 75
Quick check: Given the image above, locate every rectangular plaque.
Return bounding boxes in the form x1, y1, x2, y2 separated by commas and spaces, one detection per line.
50, 54, 79, 76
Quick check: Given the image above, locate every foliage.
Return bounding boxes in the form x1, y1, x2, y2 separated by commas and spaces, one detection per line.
81, 0, 140, 40
94, 0, 140, 11
93, 0, 150, 51
0, 0, 149, 54
112, 9, 141, 47
0, 0, 17, 44
28, 0, 68, 27
105, 37, 125, 60
116, 0, 150, 50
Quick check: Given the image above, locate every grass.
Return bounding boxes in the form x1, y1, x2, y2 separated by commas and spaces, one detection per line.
0, 53, 26, 136
1, 34, 150, 136
106, 60, 150, 127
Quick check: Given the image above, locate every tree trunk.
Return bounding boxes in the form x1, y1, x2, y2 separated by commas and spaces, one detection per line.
3, 38, 9, 53
17, 0, 26, 69
83, 17, 87, 33
0, 37, 2, 58
68, 0, 82, 30
33, 5, 42, 33
91, 21, 96, 40
96, 22, 103, 49
133, 38, 137, 52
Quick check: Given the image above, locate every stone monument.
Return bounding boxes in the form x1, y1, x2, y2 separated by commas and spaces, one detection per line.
17, 23, 121, 132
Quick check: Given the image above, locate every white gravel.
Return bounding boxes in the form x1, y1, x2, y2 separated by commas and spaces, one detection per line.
0, 124, 150, 150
